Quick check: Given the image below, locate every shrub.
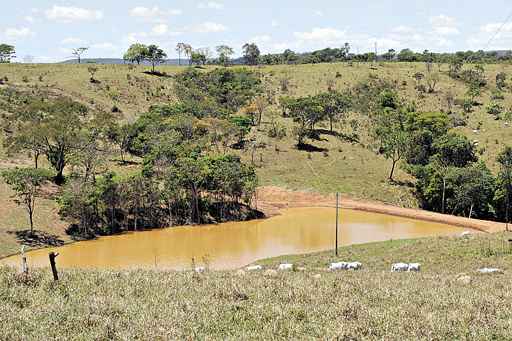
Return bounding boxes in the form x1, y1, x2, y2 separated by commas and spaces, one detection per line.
267, 121, 287, 139
491, 88, 505, 101
462, 99, 473, 113
450, 112, 467, 127
486, 102, 503, 117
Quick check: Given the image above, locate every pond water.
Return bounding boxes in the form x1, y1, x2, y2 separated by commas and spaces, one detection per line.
0, 207, 469, 270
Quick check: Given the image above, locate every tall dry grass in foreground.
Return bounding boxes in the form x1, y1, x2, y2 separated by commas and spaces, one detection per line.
1, 233, 512, 339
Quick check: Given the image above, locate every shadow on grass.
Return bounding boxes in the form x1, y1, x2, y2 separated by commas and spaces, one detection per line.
315, 129, 360, 143
142, 70, 172, 77
114, 159, 140, 166
297, 143, 328, 153
388, 179, 415, 188
7, 230, 65, 248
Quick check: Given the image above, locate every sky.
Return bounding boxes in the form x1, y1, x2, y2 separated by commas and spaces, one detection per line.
1, 0, 512, 62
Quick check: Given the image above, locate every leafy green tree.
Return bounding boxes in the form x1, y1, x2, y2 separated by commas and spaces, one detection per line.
447, 162, 495, 218
2, 168, 53, 234
397, 49, 418, 62
282, 49, 298, 64
286, 96, 324, 146
432, 133, 477, 168
2, 110, 46, 168
2, 96, 89, 183
124, 43, 148, 65
107, 123, 136, 163
317, 91, 351, 132
216, 45, 234, 66
383, 49, 396, 61
168, 156, 210, 223
230, 115, 252, 145
191, 50, 207, 65
497, 146, 512, 230
0, 44, 16, 63
427, 133, 476, 213
42, 100, 89, 183
373, 108, 411, 181
145, 45, 167, 73
58, 179, 101, 237
174, 68, 262, 117
242, 43, 260, 65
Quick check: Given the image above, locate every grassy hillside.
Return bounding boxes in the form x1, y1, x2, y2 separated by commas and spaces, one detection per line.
1, 62, 512, 255
1, 232, 511, 339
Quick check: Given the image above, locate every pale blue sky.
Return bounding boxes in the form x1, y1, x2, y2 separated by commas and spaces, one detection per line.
1, 0, 511, 62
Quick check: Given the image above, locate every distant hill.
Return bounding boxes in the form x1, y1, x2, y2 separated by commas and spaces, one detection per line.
60, 58, 190, 65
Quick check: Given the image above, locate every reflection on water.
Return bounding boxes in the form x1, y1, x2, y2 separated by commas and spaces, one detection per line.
0, 208, 468, 270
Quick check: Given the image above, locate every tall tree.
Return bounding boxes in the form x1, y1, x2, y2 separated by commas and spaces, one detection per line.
176, 43, 188, 66
0, 44, 16, 63
183, 44, 193, 65
123, 43, 148, 65
2, 168, 53, 234
242, 43, 260, 65
72, 47, 89, 64
373, 108, 411, 182
145, 44, 167, 73
216, 45, 234, 66
498, 146, 512, 231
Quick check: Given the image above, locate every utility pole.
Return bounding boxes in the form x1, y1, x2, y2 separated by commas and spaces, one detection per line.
335, 192, 339, 256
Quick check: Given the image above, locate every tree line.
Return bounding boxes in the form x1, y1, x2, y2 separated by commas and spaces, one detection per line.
0, 67, 263, 237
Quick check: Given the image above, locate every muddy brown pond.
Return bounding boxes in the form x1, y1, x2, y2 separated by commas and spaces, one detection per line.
1, 208, 470, 270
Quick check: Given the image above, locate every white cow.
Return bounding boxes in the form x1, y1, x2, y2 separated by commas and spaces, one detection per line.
408, 263, 421, 272
391, 263, 410, 272
246, 265, 263, 271
195, 266, 206, 273
278, 263, 294, 271
329, 262, 349, 271
347, 262, 362, 271
460, 231, 471, 238
478, 268, 504, 274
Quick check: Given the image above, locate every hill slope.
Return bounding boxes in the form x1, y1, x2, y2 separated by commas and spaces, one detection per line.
1, 61, 512, 255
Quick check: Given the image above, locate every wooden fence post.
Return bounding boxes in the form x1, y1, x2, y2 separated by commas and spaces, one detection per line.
21, 245, 28, 275
335, 192, 339, 257
49, 252, 59, 281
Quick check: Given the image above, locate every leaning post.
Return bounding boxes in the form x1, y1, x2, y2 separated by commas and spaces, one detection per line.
49, 252, 59, 281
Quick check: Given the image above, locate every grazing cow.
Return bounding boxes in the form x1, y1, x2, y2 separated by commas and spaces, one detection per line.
347, 262, 362, 271
460, 231, 471, 238
478, 268, 504, 274
278, 263, 293, 271
391, 263, 410, 272
408, 263, 421, 272
329, 262, 349, 271
246, 265, 263, 271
